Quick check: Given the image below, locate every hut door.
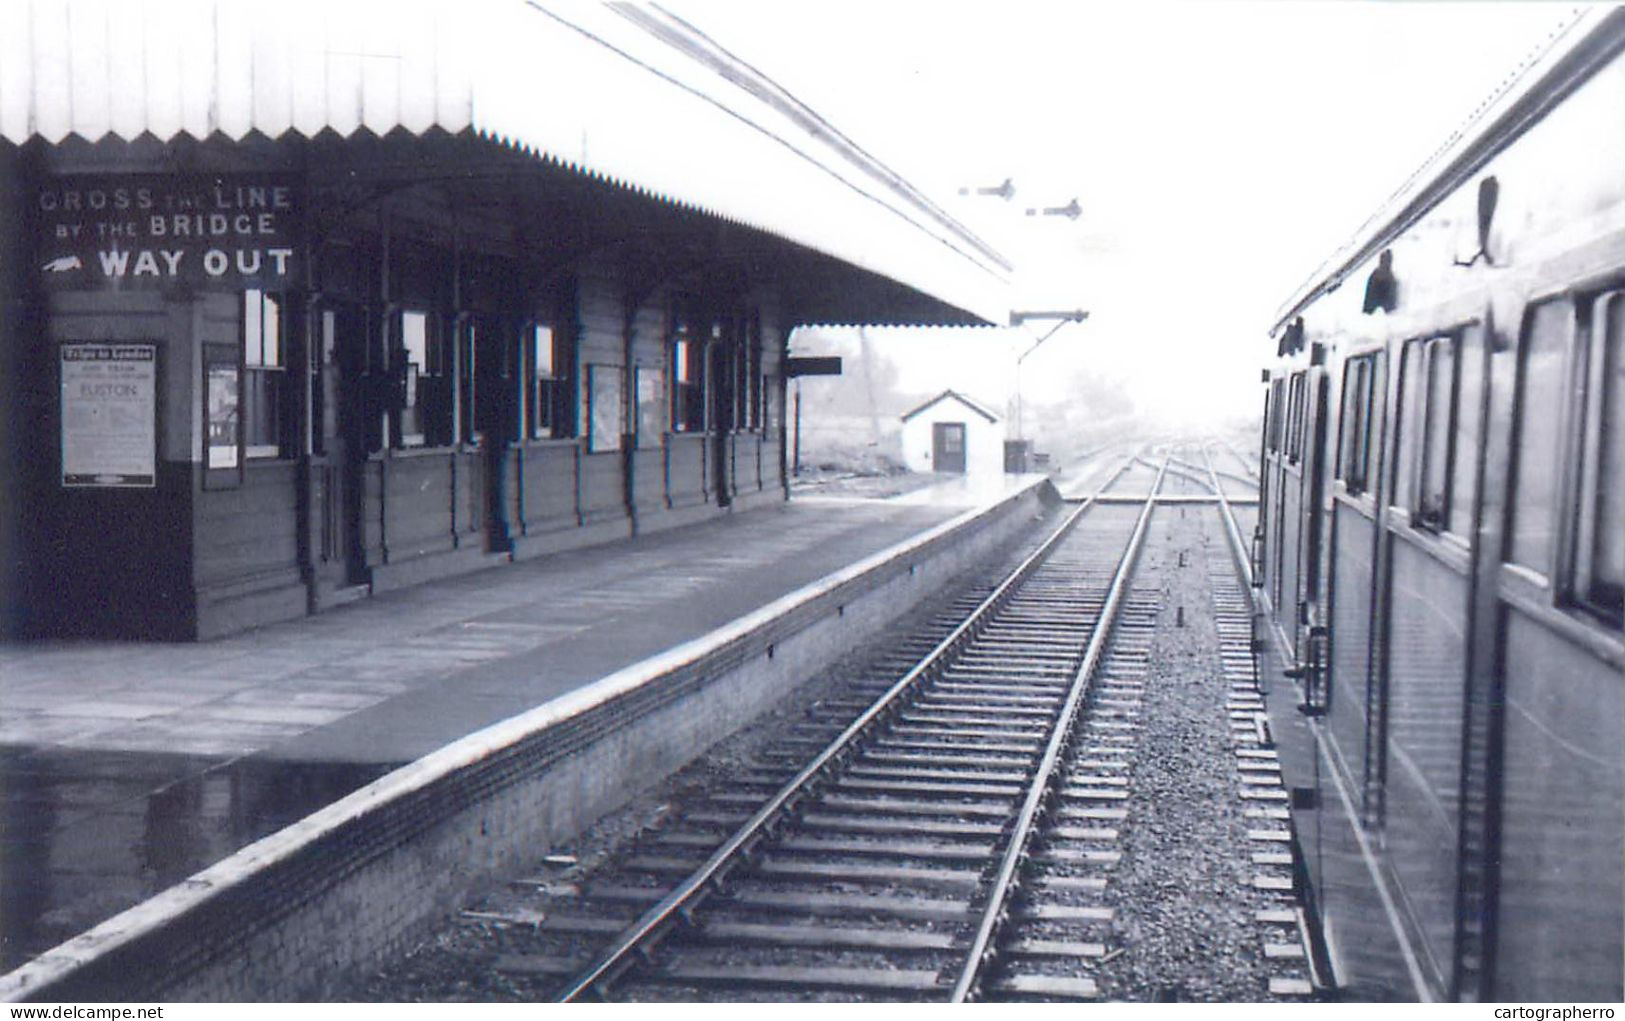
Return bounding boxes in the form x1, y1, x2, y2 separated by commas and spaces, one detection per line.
933, 422, 967, 473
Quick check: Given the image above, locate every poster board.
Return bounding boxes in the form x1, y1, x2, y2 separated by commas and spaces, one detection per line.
60, 342, 157, 488
587, 364, 624, 453
635, 366, 664, 448
203, 344, 242, 484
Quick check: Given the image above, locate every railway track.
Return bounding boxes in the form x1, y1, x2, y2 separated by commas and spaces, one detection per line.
478, 456, 1161, 1001
355, 443, 1314, 1002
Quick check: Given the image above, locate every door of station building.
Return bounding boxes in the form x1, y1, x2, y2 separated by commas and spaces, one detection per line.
472, 317, 515, 551
709, 332, 733, 505
933, 422, 967, 473
313, 304, 372, 590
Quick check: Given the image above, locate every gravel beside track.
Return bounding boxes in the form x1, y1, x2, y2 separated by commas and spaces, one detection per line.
1087, 504, 1303, 999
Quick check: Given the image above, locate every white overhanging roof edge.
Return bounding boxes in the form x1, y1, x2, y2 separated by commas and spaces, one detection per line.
0, 0, 1013, 325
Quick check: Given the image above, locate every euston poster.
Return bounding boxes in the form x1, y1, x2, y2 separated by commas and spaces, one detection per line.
36, 175, 299, 291
60, 343, 157, 487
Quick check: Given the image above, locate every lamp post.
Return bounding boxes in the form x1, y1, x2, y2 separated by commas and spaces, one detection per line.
1008, 310, 1089, 463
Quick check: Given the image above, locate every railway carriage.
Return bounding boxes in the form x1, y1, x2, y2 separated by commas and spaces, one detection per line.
1257, 7, 1625, 1002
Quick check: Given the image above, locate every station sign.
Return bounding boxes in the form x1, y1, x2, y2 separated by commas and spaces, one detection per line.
36, 175, 299, 291
60, 343, 157, 488
785, 356, 843, 378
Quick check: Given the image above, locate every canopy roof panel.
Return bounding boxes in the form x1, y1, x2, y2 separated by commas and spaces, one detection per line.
0, 0, 1012, 324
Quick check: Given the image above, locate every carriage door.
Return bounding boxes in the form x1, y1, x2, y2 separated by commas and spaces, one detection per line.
934, 423, 967, 473
1272, 374, 1305, 614
1293, 370, 1331, 663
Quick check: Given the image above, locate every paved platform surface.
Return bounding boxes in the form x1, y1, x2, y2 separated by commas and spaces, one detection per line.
0, 479, 1031, 973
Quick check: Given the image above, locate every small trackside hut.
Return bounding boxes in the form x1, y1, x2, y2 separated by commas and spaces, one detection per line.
899, 389, 1005, 477
0, 1, 1011, 640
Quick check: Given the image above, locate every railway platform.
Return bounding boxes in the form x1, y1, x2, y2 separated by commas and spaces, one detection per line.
0, 472, 1052, 987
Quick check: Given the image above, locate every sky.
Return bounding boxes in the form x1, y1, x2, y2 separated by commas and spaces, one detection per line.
669, 1, 1587, 428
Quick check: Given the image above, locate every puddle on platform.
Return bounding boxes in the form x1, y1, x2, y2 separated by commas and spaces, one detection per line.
0, 745, 393, 972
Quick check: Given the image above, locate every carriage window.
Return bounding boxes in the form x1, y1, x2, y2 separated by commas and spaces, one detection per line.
1575, 292, 1623, 621
1510, 301, 1573, 573
1286, 373, 1306, 463
1338, 355, 1377, 495
242, 289, 288, 458
1448, 326, 1486, 536
1393, 339, 1425, 512
1268, 378, 1285, 453
1417, 336, 1458, 530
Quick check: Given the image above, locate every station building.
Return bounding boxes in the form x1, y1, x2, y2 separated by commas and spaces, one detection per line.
0, 1, 1010, 640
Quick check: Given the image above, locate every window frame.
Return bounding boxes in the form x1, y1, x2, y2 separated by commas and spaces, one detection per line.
1390, 327, 1473, 535
670, 305, 708, 434
1570, 290, 1623, 624
526, 321, 577, 442
1337, 352, 1381, 498
1507, 299, 1576, 576
1286, 372, 1306, 464
1267, 377, 1286, 454
395, 307, 452, 449
1415, 334, 1459, 532
241, 288, 290, 460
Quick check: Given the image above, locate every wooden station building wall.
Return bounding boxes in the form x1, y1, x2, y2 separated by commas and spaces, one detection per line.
0, 134, 792, 640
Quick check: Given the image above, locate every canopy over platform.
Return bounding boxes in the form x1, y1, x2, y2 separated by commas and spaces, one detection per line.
0, 0, 1012, 326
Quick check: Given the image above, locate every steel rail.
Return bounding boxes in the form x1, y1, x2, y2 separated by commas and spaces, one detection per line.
1171, 453, 1256, 491
1201, 446, 1255, 588
948, 455, 1169, 1002
553, 457, 1140, 1002
1132, 454, 1218, 496
1208, 438, 1262, 483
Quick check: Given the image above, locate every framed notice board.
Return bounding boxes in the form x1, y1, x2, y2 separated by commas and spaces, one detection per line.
587, 363, 624, 453
203, 343, 243, 488
635, 366, 664, 448
59, 342, 157, 488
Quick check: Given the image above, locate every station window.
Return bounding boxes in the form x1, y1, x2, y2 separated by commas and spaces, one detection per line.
397, 309, 451, 448
1337, 353, 1380, 496
671, 310, 707, 433
719, 314, 764, 432
1509, 301, 1573, 573
747, 316, 764, 430
1573, 291, 1623, 622
458, 318, 477, 445
731, 318, 750, 431
242, 288, 287, 459
528, 323, 576, 440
